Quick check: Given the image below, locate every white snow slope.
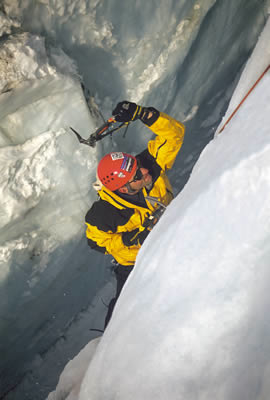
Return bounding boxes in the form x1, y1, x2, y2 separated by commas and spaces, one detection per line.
49, 18, 270, 400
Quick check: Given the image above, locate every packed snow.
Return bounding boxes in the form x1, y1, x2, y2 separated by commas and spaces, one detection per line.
49, 17, 270, 400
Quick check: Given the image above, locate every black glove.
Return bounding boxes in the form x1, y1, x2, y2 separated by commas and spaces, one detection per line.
143, 206, 165, 230
112, 101, 144, 122
122, 228, 150, 247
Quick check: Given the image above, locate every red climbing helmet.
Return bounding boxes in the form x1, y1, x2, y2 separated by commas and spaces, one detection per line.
97, 152, 137, 191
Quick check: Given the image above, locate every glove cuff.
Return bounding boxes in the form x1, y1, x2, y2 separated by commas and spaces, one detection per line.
139, 107, 160, 126
132, 105, 144, 120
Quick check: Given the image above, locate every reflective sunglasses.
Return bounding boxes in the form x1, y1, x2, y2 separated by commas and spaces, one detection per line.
128, 159, 143, 184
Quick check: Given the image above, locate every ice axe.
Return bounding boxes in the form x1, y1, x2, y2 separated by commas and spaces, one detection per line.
70, 118, 130, 148
143, 196, 167, 230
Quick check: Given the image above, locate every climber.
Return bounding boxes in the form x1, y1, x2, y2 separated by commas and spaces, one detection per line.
85, 101, 185, 328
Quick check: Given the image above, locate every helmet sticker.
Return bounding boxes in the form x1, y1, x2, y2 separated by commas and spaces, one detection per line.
111, 152, 124, 161
117, 172, 126, 178
121, 155, 135, 172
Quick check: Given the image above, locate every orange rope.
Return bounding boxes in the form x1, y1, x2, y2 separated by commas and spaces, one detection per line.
218, 64, 270, 134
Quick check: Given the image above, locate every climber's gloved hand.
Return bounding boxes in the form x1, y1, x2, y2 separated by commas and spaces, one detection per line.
112, 101, 144, 122
122, 228, 150, 247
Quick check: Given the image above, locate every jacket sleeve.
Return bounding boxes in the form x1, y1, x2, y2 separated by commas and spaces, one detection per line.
85, 223, 140, 266
85, 201, 140, 265
142, 109, 185, 171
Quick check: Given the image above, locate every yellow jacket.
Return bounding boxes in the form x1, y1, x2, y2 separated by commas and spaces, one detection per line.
85, 110, 185, 265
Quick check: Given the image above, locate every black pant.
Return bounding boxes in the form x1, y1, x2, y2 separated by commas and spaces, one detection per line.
104, 264, 134, 329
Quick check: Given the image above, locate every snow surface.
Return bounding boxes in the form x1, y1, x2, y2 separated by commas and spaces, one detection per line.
0, 1, 269, 399
49, 17, 270, 400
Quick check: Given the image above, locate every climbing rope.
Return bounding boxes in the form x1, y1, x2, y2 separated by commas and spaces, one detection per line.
218, 64, 270, 134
